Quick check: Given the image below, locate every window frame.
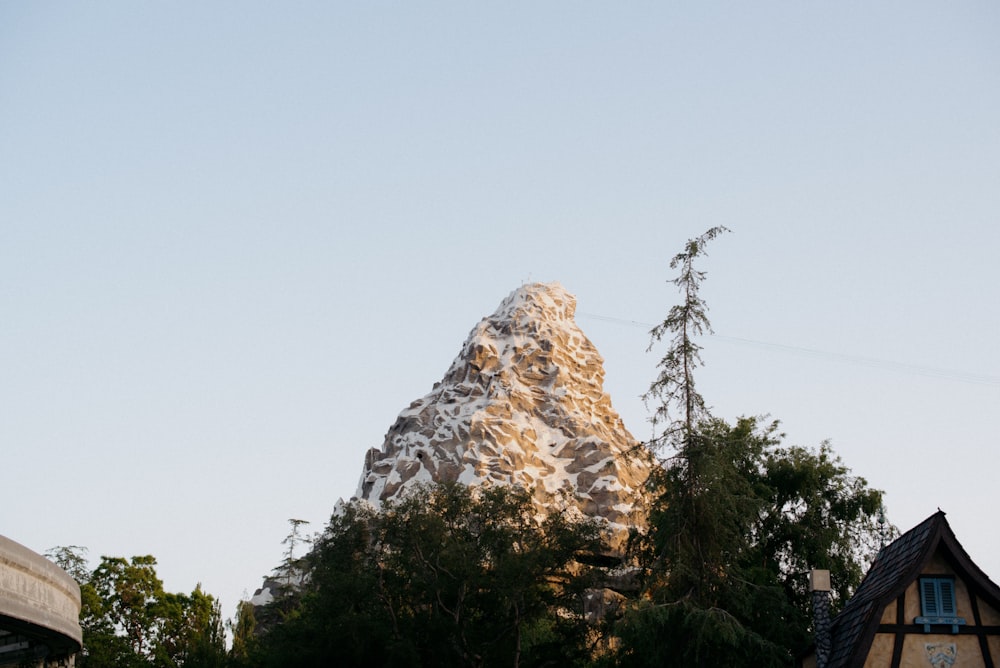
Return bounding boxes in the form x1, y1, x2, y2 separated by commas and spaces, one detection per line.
915, 575, 965, 633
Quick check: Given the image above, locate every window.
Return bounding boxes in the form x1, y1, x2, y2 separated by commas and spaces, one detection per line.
921, 578, 956, 617
916, 576, 965, 633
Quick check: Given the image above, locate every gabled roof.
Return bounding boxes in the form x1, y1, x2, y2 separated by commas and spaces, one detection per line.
824, 511, 1000, 668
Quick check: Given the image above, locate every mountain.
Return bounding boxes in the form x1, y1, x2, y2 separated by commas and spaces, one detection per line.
353, 282, 651, 551
250, 282, 651, 612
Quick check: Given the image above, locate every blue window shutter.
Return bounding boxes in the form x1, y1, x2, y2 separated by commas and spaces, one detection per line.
922, 578, 939, 616
917, 577, 964, 633
939, 579, 956, 616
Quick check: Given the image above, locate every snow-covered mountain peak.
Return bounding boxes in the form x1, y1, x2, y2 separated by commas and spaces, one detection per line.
495, 281, 576, 322
353, 282, 651, 550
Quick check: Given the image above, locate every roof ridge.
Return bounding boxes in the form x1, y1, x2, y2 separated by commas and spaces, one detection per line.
823, 511, 947, 668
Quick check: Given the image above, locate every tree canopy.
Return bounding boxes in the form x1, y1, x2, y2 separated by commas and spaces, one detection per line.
610, 228, 888, 668
47, 547, 226, 668
47, 229, 891, 668
246, 483, 603, 668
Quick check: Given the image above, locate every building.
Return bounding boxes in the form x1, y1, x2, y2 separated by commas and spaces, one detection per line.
801, 511, 1000, 668
0, 536, 81, 667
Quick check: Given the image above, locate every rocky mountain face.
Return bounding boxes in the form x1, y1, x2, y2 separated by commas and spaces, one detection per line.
353, 282, 652, 551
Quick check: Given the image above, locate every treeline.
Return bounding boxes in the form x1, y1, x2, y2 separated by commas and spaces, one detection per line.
237, 484, 605, 667
46, 547, 226, 668
52, 229, 890, 667
237, 421, 882, 668
53, 428, 883, 668
231, 229, 888, 667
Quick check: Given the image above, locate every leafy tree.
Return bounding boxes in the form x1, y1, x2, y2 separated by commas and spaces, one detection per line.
156, 586, 226, 668
89, 556, 165, 660
613, 228, 887, 667
46, 548, 226, 668
753, 438, 888, 613
247, 482, 603, 668
46, 545, 92, 583
228, 599, 259, 664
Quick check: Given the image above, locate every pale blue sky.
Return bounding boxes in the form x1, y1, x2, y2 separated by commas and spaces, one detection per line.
2, 2, 998, 625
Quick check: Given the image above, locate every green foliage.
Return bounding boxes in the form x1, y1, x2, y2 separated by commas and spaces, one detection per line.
754, 439, 888, 611
160, 587, 227, 668
47, 548, 226, 668
247, 483, 603, 668
228, 600, 258, 663
612, 599, 789, 668
280, 519, 311, 577
644, 225, 730, 450
89, 556, 164, 660
641, 417, 769, 604
621, 416, 886, 667
46, 227, 894, 667
46, 545, 92, 583
612, 228, 888, 667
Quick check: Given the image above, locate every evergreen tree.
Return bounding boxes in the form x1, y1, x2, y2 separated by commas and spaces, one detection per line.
640, 226, 739, 610
281, 519, 311, 572
614, 229, 887, 667
643, 225, 729, 452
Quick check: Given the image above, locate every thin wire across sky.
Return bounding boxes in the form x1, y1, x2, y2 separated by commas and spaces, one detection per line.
577, 313, 1000, 387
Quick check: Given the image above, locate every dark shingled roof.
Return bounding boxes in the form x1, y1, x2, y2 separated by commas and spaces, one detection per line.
824, 512, 939, 668
816, 511, 1000, 668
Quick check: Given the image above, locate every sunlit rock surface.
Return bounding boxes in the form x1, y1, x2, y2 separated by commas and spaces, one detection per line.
354, 282, 651, 550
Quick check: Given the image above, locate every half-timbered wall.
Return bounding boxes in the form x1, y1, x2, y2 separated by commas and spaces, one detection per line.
861, 549, 999, 668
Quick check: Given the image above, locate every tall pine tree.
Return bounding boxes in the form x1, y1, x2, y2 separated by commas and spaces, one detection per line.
615, 228, 886, 668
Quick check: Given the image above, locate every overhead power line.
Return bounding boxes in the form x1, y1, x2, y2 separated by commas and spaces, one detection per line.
576, 312, 1000, 387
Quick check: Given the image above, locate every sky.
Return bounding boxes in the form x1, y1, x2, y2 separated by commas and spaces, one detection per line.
2, 2, 998, 629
